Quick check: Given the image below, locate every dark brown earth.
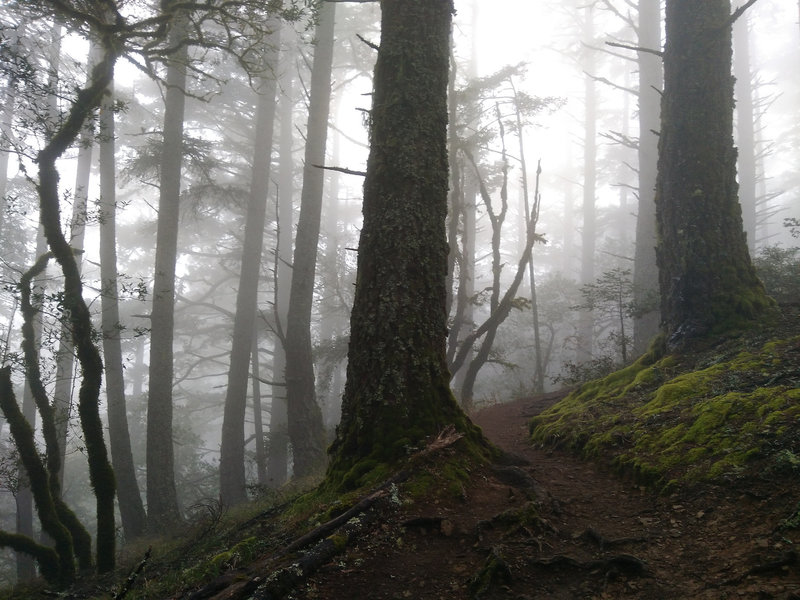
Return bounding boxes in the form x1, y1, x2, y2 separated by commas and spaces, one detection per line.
299, 393, 800, 600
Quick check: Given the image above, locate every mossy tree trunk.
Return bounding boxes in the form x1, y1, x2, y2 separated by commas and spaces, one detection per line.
327, 0, 481, 489
656, 0, 772, 348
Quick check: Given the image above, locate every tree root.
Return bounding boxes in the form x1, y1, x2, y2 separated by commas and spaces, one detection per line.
468, 546, 512, 599
528, 553, 649, 579
577, 527, 648, 550
721, 549, 798, 585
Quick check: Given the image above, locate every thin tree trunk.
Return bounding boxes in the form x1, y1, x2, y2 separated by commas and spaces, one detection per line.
14, 234, 45, 583
265, 66, 294, 488
147, 14, 188, 530
733, 12, 757, 252
578, 5, 597, 363
284, 1, 336, 478
99, 83, 147, 540
219, 23, 281, 508
52, 81, 95, 490
632, 0, 662, 355
250, 336, 267, 486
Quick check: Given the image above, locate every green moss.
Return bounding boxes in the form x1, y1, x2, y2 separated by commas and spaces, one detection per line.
530, 331, 800, 489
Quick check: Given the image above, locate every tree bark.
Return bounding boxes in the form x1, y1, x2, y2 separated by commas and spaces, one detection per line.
284, 1, 336, 478
99, 83, 148, 541
327, 0, 481, 489
147, 14, 188, 530
656, 0, 772, 347
219, 23, 281, 508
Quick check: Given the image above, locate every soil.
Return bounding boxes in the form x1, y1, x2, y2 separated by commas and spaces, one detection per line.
299, 392, 800, 600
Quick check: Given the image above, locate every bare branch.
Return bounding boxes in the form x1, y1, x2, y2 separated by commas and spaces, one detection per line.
606, 41, 663, 58
311, 164, 366, 177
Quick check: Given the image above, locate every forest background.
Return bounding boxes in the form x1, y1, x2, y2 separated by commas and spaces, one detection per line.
0, 0, 798, 586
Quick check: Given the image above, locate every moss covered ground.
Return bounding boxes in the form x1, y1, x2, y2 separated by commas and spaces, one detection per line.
530, 306, 800, 491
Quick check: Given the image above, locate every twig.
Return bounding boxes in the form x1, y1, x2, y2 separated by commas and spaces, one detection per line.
311, 164, 366, 177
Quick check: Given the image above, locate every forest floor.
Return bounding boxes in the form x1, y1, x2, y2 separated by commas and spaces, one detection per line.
297, 392, 800, 600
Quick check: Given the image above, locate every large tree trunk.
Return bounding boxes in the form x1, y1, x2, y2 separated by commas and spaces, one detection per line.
632, 0, 662, 356
327, 0, 481, 489
147, 14, 187, 530
219, 23, 281, 508
656, 0, 772, 348
98, 84, 147, 541
284, 1, 336, 479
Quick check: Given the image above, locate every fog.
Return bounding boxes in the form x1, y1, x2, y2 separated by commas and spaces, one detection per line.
0, 0, 797, 582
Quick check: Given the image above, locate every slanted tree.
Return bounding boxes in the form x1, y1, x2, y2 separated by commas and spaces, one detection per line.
656, 0, 773, 347
327, 0, 483, 488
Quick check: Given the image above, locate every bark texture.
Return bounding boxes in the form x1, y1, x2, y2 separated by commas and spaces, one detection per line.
656, 0, 772, 347
327, 0, 480, 489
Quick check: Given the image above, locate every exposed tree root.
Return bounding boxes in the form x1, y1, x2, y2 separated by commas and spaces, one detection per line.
577, 527, 649, 550
468, 546, 512, 599
720, 549, 798, 586
528, 553, 649, 578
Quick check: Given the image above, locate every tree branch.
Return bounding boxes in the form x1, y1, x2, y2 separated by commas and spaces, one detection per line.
606, 41, 663, 58
311, 163, 367, 176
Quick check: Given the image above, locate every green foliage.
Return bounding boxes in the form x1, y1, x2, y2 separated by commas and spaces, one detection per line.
753, 245, 800, 304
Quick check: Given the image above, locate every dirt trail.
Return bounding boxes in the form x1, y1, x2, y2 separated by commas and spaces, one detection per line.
303, 393, 800, 599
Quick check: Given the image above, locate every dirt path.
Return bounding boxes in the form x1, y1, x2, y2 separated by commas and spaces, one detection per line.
303, 394, 800, 599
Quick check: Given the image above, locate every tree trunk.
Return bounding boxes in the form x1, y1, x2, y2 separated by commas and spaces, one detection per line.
147, 14, 188, 530
632, 0, 662, 356
578, 5, 597, 363
219, 23, 281, 508
98, 83, 147, 541
656, 0, 772, 347
52, 88, 94, 490
733, 12, 757, 252
14, 233, 45, 583
37, 37, 118, 572
327, 0, 481, 490
250, 336, 267, 486
265, 66, 295, 488
284, 1, 336, 478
